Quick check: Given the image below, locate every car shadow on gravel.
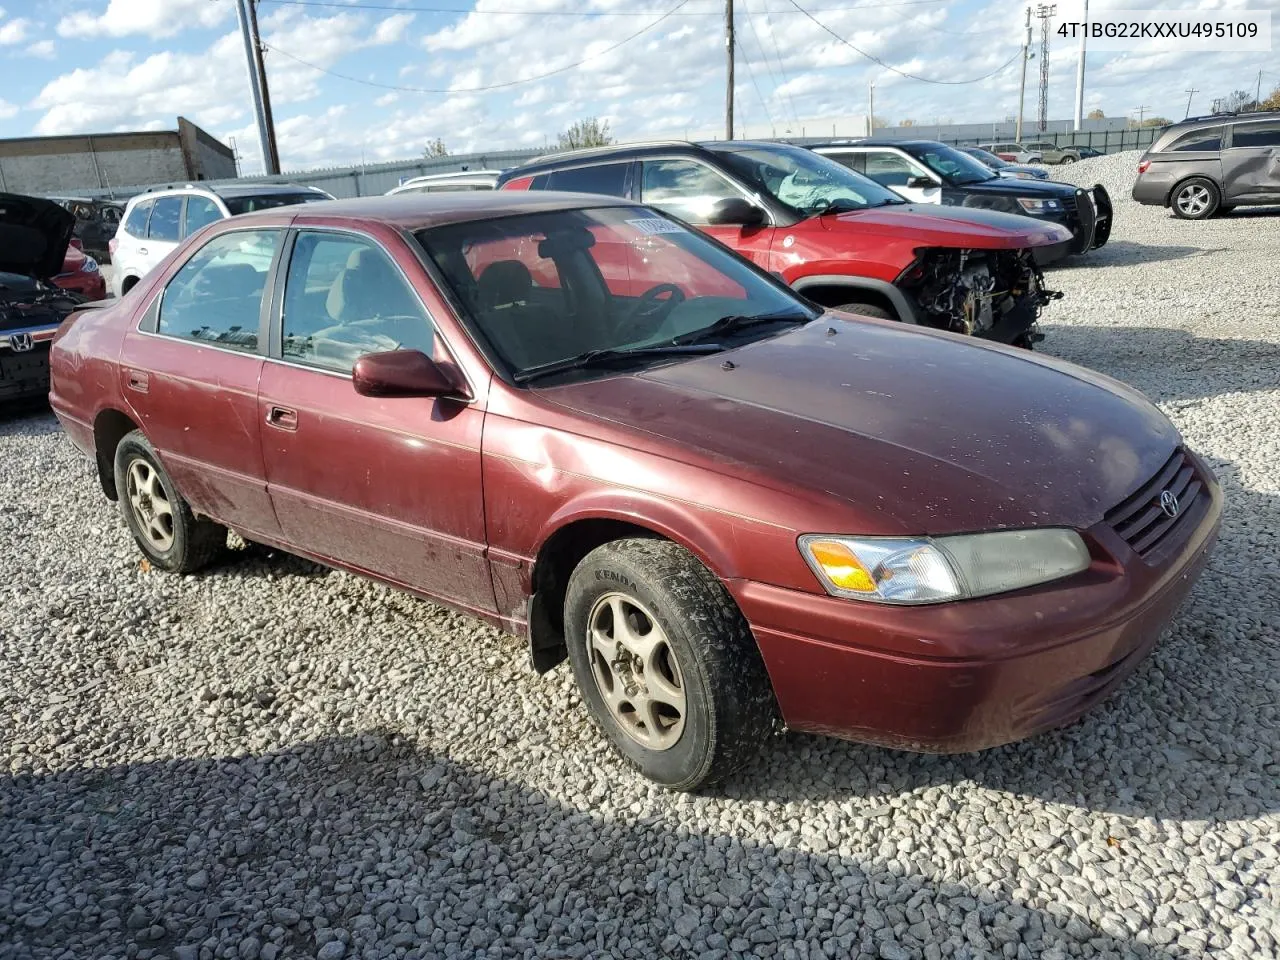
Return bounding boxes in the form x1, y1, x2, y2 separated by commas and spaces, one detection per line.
1044, 240, 1217, 270
1041, 324, 1280, 404
0, 735, 1189, 959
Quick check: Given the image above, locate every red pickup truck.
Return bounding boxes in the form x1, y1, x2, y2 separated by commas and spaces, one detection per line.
498, 140, 1070, 347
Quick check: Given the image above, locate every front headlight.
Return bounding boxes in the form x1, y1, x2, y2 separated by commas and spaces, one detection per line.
1016, 197, 1062, 213
799, 529, 1091, 604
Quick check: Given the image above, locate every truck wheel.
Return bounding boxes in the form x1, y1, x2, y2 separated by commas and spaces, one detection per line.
563, 538, 777, 791
1172, 178, 1220, 220
832, 302, 895, 321
113, 430, 226, 573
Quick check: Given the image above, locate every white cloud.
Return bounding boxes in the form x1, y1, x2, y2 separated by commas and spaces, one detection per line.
0, 15, 29, 44
24, 38, 56, 58
0, 98, 18, 120
57, 0, 230, 39
372, 12, 414, 46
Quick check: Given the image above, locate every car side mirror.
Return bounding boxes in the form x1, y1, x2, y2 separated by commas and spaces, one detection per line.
706, 197, 766, 227
353, 350, 463, 399
905, 175, 935, 189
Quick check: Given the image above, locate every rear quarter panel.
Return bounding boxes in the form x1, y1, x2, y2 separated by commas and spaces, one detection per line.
49, 302, 130, 454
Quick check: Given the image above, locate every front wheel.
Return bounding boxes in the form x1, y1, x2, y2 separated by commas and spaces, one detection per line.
1059, 155, 1076, 164
113, 430, 226, 573
831, 301, 895, 321
1172, 178, 1220, 220
563, 539, 777, 791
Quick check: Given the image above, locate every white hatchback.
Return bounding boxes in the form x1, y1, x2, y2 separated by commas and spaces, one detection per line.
109, 183, 332, 298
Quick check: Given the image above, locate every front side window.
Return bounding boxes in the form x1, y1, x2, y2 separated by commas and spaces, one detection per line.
862, 151, 924, 188
1169, 127, 1223, 152
417, 206, 816, 381
147, 196, 182, 242
281, 232, 435, 373
123, 200, 153, 238
907, 144, 995, 185
712, 143, 906, 216
222, 192, 328, 215
640, 159, 744, 223
184, 196, 224, 236
157, 230, 280, 352
1230, 122, 1280, 148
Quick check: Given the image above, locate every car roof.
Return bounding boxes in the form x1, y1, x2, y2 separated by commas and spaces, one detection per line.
249, 190, 640, 231
505, 138, 821, 178
808, 139, 947, 150
130, 182, 326, 203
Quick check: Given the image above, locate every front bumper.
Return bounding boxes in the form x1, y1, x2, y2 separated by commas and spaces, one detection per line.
1032, 185, 1112, 262
0, 333, 53, 402
729, 460, 1222, 753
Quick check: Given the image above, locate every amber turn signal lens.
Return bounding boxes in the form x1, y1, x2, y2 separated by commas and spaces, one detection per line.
805, 540, 877, 593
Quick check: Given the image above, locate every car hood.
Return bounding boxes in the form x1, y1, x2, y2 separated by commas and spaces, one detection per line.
0, 192, 76, 279
953, 176, 1080, 199
823, 203, 1070, 249
538, 317, 1179, 535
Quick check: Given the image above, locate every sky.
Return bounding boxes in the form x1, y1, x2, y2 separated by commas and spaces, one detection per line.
0, 0, 1275, 175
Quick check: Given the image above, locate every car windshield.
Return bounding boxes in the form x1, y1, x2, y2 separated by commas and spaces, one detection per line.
417, 205, 818, 383
712, 143, 906, 216
963, 147, 1010, 169
907, 144, 997, 185
222, 193, 328, 215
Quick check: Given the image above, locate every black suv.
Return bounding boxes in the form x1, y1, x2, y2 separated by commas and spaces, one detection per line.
1132, 112, 1280, 219
810, 139, 1112, 262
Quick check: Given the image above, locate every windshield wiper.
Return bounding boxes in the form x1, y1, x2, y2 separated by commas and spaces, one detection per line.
513, 343, 723, 384
671, 311, 811, 346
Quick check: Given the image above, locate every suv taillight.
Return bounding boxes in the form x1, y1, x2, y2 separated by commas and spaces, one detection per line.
1137, 160, 1151, 175
108, 237, 118, 256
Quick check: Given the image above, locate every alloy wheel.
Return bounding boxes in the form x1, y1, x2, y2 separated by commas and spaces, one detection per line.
126, 458, 175, 552
1177, 185, 1211, 217
585, 592, 687, 750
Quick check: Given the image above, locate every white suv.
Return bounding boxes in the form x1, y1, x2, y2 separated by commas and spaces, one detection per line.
109, 182, 332, 297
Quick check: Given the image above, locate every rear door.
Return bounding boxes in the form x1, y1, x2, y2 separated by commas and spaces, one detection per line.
118, 226, 285, 539
637, 157, 777, 268
257, 227, 494, 613
1223, 120, 1280, 200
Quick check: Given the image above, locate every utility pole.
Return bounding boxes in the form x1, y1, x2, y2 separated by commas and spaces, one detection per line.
1016, 7, 1032, 141
725, 0, 735, 140
235, 0, 280, 174
1133, 104, 1150, 127
1257, 70, 1264, 111
1184, 88, 1198, 119
1035, 4, 1056, 133
1072, 0, 1087, 130
868, 82, 875, 136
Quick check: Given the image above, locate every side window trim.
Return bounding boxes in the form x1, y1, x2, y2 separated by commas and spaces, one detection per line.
145, 226, 287, 358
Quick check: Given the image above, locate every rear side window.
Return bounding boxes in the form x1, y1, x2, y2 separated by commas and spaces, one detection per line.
147, 197, 182, 241
222, 192, 327, 215
823, 151, 867, 174
123, 200, 153, 237
1230, 122, 1280, 148
1168, 127, 1223, 152
544, 163, 629, 197
863, 152, 919, 187
184, 196, 223, 236
157, 230, 280, 352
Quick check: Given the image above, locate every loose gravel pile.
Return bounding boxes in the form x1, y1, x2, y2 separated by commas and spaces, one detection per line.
2, 173, 1278, 960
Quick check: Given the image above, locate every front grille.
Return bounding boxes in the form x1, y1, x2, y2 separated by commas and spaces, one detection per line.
1105, 448, 1202, 561
1060, 193, 1079, 216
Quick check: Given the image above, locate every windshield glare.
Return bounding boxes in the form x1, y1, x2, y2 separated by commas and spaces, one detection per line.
418, 206, 816, 382
911, 145, 997, 184
714, 144, 905, 216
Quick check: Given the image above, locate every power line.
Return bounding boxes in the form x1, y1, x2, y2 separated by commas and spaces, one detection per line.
257, 0, 950, 15
785, 0, 1022, 85
742, 0, 800, 131
262, 0, 690, 93
757, 0, 803, 130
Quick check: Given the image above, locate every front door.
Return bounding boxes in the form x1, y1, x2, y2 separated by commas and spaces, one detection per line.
257, 228, 495, 615
1223, 120, 1280, 200
637, 157, 777, 268
117, 227, 284, 538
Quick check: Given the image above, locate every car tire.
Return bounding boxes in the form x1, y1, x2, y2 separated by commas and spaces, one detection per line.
832, 302, 895, 321
1059, 156, 1076, 164
113, 430, 226, 573
563, 538, 777, 791
1171, 178, 1220, 220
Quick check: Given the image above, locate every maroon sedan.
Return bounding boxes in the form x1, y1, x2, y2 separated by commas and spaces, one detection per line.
49, 193, 1221, 790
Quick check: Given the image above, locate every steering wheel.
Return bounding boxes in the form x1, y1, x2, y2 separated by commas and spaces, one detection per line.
618, 283, 686, 339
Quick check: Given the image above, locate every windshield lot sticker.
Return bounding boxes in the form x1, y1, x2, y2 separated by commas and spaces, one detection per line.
627, 218, 686, 236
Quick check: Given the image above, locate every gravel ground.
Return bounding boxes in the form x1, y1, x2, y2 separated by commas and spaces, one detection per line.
2, 157, 1278, 959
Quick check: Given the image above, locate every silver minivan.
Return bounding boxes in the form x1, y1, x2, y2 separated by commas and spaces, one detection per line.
1132, 112, 1280, 220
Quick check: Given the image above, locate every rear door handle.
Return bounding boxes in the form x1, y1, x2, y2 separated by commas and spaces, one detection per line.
137, 246, 148, 256
265, 405, 298, 431
125, 370, 149, 393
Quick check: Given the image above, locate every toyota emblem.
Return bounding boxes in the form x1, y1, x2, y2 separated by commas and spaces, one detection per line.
1159, 489, 1180, 519
7, 332, 34, 353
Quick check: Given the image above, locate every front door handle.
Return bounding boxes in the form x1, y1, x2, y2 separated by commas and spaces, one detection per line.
137, 246, 149, 256
265, 405, 298, 431
125, 370, 149, 393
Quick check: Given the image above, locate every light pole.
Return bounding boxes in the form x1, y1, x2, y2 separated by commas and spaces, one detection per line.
868, 82, 875, 136
1016, 6, 1032, 141
1072, 0, 1088, 131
